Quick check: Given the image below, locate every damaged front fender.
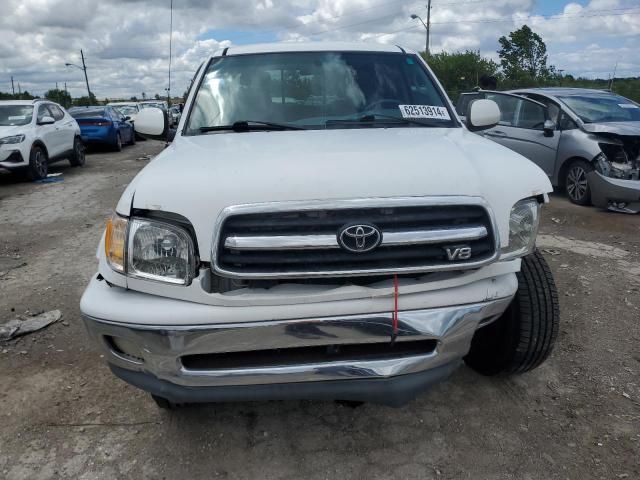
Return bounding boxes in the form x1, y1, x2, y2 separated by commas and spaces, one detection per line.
587, 128, 640, 213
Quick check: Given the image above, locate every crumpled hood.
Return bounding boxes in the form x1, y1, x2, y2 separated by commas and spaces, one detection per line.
118, 128, 552, 260
582, 122, 640, 136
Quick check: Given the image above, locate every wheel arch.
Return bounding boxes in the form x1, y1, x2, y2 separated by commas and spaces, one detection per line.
30, 139, 49, 160
557, 155, 594, 187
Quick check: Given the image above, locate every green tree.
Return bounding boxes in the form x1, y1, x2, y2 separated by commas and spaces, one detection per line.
498, 25, 553, 85
154, 93, 160, 100
44, 88, 72, 108
424, 50, 500, 100
73, 95, 94, 106
130, 96, 138, 102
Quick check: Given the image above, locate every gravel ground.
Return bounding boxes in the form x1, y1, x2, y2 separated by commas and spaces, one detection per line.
0, 142, 639, 480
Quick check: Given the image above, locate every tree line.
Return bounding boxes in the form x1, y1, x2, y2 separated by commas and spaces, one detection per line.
425, 24, 639, 103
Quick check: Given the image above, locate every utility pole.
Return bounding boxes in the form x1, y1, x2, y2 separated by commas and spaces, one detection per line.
167, 0, 173, 108
609, 61, 618, 91
18, 82, 21, 99
426, 0, 432, 57
11, 76, 15, 95
410, 2, 432, 57
80, 49, 93, 100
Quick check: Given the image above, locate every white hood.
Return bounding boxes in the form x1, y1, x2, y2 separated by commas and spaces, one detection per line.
0, 125, 26, 137
117, 127, 552, 260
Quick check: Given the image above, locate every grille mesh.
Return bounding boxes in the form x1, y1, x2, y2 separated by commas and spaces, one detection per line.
216, 205, 495, 277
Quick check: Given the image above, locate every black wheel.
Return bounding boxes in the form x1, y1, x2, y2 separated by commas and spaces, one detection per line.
27, 145, 48, 181
69, 137, 86, 167
151, 394, 176, 410
465, 249, 560, 375
565, 159, 593, 206
129, 128, 136, 145
113, 132, 123, 152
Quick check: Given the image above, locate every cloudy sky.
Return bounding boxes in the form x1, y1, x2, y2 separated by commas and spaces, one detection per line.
1, 0, 639, 99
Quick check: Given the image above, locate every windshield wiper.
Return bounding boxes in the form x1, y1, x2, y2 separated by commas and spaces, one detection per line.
326, 114, 447, 128
200, 120, 305, 133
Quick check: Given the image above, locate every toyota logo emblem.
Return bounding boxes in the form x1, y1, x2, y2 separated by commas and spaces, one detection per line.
338, 224, 382, 253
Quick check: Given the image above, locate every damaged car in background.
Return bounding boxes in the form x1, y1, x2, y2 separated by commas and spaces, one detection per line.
457, 88, 640, 213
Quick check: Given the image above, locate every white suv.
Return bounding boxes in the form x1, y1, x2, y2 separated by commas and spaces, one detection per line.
0, 99, 84, 180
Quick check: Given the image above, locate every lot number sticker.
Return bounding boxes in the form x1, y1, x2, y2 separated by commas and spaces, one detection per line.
399, 105, 451, 120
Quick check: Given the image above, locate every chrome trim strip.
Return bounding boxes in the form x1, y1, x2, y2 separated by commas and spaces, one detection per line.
224, 226, 488, 251
383, 226, 488, 246
211, 196, 500, 279
84, 295, 512, 387
225, 234, 339, 250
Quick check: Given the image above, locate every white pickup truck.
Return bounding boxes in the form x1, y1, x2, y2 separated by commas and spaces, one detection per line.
80, 42, 559, 409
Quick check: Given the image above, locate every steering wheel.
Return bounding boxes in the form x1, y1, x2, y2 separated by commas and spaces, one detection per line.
362, 98, 401, 112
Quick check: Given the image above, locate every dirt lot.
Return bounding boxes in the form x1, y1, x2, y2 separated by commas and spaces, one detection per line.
0, 142, 639, 480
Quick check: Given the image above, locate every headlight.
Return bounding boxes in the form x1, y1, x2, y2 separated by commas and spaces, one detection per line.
501, 198, 540, 260
127, 218, 195, 285
0, 134, 25, 145
104, 215, 195, 285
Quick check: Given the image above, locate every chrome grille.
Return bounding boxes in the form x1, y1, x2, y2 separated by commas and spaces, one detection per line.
212, 198, 498, 279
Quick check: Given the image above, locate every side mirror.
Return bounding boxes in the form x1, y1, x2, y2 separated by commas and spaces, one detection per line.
38, 116, 55, 125
543, 119, 556, 137
123, 115, 131, 122
465, 99, 500, 131
134, 107, 169, 141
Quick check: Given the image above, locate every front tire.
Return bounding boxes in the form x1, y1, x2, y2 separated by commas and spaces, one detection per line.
465, 249, 560, 375
69, 137, 85, 167
565, 159, 593, 206
27, 145, 48, 181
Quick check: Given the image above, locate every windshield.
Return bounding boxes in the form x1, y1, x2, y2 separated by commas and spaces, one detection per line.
558, 94, 640, 123
114, 105, 138, 115
0, 105, 34, 126
70, 109, 105, 118
184, 51, 455, 133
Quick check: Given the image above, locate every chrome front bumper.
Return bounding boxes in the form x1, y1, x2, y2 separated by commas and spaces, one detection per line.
83, 295, 512, 391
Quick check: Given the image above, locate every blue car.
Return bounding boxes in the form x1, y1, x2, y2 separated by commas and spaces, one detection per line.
69, 106, 135, 151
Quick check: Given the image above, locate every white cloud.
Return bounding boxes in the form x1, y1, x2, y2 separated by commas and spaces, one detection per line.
0, 0, 638, 99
